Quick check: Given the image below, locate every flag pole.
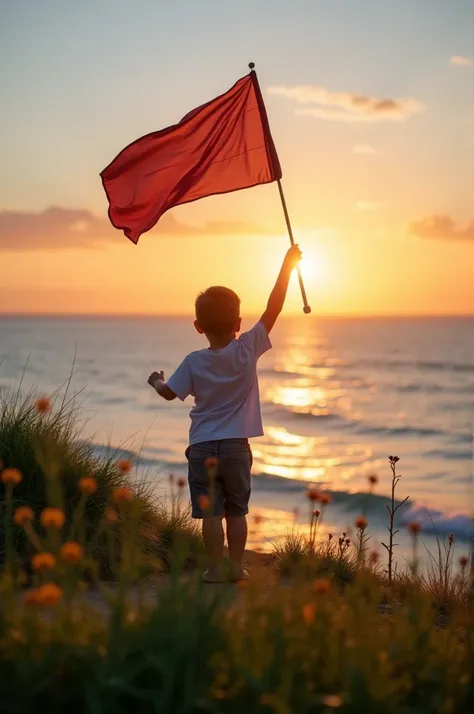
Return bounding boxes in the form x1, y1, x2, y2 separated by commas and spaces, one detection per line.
249, 62, 311, 315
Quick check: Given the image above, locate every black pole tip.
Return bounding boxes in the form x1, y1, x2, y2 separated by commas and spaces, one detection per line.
303, 305, 312, 315
248, 62, 255, 70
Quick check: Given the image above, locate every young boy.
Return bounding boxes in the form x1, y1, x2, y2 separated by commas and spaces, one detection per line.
148, 244, 302, 581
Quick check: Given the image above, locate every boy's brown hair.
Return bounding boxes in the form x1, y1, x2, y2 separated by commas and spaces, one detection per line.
195, 286, 240, 335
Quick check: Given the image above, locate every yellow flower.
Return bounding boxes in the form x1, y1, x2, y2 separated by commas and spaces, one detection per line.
34, 583, 63, 607
32, 552, 56, 572
112, 487, 133, 503
1, 467, 23, 486
321, 694, 343, 708
35, 397, 51, 414
40, 507, 65, 529
117, 459, 132, 474
313, 578, 332, 595
13, 506, 34, 526
78, 476, 98, 495
105, 507, 118, 523
60, 542, 83, 564
302, 602, 316, 624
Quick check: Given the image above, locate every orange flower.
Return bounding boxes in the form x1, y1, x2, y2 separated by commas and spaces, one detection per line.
253, 513, 264, 526
60, 542, 83, 564
408, 522, 421, 535
35, 397, 51, 414
198, 494, 211, 511
368, 473, 378, 486
40, 507, 65, 529
177, 477, 186, 489
302, 602, 316, 624
319, 493, 332, 505
313, 578, 332, 595
13, 506, 34, 526
1, 467, 22, 486
459, 555, 469, 569
117, 459, 132, 474
369, 550, 380, 566
321, 694, 343, 708
307, 486, 321, 502
112, 487, 133, 503
78, 476, 97, 495
204, 456, 218, 469
35, 583, 63, 607
105, 507, 118, 523
355, 516, 368, 530
32, 552, 56, 572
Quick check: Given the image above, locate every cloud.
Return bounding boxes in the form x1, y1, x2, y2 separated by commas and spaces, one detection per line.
409, 214, 474, 242
450, 55, 472, 67
267, 85, 424, 123
0, 207, 263, 251
353, 145, 375, 154
355, 201, 379, 212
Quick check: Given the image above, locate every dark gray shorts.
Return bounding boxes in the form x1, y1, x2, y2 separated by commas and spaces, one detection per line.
185, 439, 252, 519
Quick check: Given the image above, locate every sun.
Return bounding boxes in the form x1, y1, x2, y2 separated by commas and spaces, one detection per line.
299, 249, 328, 283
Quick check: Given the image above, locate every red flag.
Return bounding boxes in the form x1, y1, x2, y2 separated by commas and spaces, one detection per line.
101, 71, 282, 244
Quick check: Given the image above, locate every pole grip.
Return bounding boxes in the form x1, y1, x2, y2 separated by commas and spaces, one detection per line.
277, 179, 311, 314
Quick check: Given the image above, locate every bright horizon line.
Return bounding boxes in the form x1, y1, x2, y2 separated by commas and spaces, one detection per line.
1, 312, 473, 320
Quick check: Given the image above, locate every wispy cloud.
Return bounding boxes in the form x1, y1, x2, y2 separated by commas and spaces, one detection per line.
268, 85, 424, 123
356, 201, 379, 212
0, 207, 264, 251
450, 55, 472, 67
353, 145, 375, 154
409, 214, 474, 242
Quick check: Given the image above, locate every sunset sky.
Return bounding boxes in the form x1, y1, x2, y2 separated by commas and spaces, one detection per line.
1, 0, 473, 316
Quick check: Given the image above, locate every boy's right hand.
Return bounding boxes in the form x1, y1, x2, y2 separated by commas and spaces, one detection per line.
284, 244, 302, 270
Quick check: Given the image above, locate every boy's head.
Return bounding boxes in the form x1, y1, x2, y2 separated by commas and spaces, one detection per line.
195, 286, 241, 338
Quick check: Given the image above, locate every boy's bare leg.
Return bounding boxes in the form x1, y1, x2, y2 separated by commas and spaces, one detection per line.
226, 515, 248, 578
202, 516, 224, 581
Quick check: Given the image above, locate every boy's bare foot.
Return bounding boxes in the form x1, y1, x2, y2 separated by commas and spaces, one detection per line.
231, 566, 249, 582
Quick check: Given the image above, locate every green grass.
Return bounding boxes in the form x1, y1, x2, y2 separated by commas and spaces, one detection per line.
0, 387, 201, 573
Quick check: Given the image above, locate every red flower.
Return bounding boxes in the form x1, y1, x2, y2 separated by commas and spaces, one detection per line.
35, 397, 51, 414
117, 459, 132, 474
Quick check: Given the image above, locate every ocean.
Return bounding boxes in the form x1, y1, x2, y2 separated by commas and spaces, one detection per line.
1, 315, 472, 561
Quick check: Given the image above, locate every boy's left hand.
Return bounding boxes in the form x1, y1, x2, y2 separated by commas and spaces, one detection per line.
148, 370, 165, 388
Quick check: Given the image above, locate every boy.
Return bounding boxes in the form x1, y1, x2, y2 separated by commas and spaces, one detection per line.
148, 244, 302, 581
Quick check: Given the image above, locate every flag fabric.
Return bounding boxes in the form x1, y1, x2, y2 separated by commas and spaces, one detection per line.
101, 71, 282, 244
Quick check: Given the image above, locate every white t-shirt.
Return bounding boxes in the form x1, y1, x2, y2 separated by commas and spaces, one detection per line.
167, 321, 272, 445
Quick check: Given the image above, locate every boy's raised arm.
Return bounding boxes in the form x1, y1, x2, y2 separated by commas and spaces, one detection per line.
260, 245, 302, 334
